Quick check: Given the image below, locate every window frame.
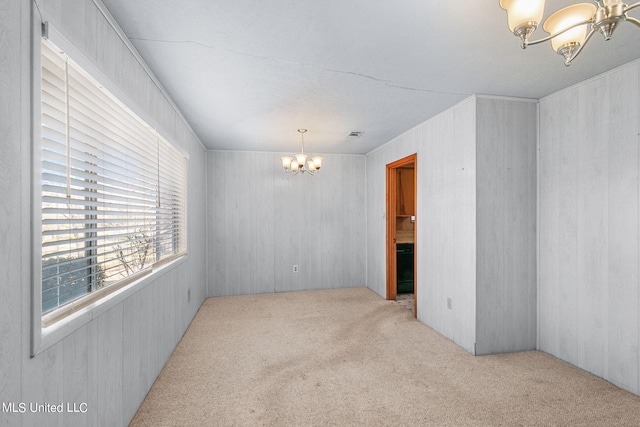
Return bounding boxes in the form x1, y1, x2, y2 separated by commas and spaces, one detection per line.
31, 20, 189, 357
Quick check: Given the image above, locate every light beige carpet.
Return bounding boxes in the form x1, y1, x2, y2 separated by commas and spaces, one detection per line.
130, 287, 640, 426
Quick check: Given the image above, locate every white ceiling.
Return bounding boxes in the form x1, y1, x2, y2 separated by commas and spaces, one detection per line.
101, 0, 640, 155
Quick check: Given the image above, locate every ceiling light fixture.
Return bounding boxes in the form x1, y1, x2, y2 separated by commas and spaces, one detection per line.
280, 129, 324, 175
500, 0, 640, 65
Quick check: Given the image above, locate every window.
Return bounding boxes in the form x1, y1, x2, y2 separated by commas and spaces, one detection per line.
39, 37, 187, 326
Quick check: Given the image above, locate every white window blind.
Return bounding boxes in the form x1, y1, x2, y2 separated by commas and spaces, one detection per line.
40, 38, 187, 322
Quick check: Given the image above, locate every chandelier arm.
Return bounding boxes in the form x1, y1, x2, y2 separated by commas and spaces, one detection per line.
626, 16, 640, 27
523, 18, 594, 47
564, 27, 597, 66
626, 3, 640, 13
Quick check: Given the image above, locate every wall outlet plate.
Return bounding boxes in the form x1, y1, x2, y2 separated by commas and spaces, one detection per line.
293, 265, 298, 273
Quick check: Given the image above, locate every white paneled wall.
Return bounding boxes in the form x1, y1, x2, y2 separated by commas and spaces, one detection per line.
423, 101, 479, 353
207, 151, 366, 297
0, 0, 28, 421
538, 60, 640, 395
0, 1, 208, 426
475, 97, 537, 355
366, 99, 480, 352
365, 96, 537, 355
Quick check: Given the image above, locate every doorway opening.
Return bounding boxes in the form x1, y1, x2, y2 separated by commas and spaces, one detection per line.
386, 154, 417, 317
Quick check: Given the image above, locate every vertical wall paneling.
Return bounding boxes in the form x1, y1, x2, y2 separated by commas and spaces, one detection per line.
224, 152, 243, 293
366, 96, 537, 355
122, 290, 149, 423
147, 281, 164, 386
343, 155, 367, 287
538, 86, 579, 363
60, 0, 87, 52
0, 1, 209, 425
303, 155, 342, 290
20, 341, 64, 427
421, 105, 476, 351
208, 151, 279, 296
449, 101, 477, 352
252, 153, 276, 294
538, 61, 640, 396
0, 0, 26, 425
94, 7, 119, 89
607, 64, 639, 392
365, 149, 387, 297
207, 150, 227, 295
576, 78, 609, 377
164, 271, 178, 360
61, 322, 98, 427
241, 152, 256, 291
537, 97, 554, 356
208, 151, 366, 297
83, 3, 99, 64
96, 305, 123, 426
274, 155, 301, 293
188, 138, 208, 310
475, 98, 537, 355
425, 100, 477, 352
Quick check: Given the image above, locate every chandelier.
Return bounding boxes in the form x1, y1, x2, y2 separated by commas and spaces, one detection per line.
500, 0, 640, 65
280, 129, 324, 175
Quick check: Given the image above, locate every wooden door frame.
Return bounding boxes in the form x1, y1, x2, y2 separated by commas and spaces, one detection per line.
386, 153, 417, 317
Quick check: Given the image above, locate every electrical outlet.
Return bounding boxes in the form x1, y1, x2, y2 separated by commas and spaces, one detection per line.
447, 297, 452, 310
293, 265, 298, 273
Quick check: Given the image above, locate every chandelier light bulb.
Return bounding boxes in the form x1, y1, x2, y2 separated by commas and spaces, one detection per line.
543, 3, 597, 54
311, 156, 323, 170
281, 156, 293, 169
307, 161, 317, 172
500, 0, 545, 33
295, 153, 308, 166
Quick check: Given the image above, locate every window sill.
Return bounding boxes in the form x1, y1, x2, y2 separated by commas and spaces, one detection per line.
33, 254, 188, 357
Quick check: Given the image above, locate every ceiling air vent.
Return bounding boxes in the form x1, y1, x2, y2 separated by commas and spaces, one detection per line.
348, 131, 364, 138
